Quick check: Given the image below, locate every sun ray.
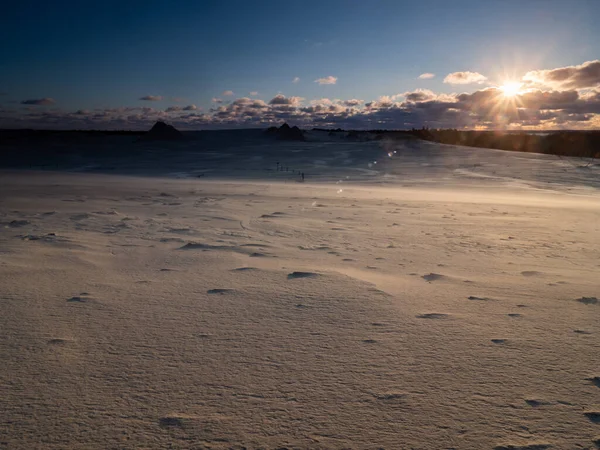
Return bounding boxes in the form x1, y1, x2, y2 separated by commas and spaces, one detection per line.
500, 82, 523, 97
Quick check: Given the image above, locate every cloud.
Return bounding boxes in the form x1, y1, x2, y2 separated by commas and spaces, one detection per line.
522, 60, 600, 90
166, 104, 198, 113
418, 73, 435, 80
21, 98, 56, 106
222, 90, 234, 96
212, 98, 223, 104
171, 97, 187, 103
341, 99, 364, 106
249, 91, 259, 96
314, 76, 337, 85
292, 77, 300, 84
403, 89, 438, 103
268, 94, 304, 106
139, 95, 162, 101
443, 71, 487, 85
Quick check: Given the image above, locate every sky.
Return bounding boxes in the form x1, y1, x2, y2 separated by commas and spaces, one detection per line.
0, 0, 599, 130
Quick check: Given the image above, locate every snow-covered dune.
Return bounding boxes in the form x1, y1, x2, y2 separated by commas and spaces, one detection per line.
1, 136, 599, 448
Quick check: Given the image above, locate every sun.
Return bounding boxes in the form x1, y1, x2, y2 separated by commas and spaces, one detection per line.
500, 82, 522, 97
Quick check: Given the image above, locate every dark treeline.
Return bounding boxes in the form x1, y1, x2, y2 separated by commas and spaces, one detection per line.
407, 129, 600, 159
313, 127, 600, 159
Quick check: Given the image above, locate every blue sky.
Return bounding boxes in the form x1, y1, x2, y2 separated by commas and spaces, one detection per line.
1, 0, 599, 129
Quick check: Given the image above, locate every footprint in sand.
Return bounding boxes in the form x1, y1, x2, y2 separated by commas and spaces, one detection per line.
287, 271, 319, 279
584, 411, 600, 423
491, 339, 507, 344
374, 392, 407, 401
7, 220, 30, 228
585, 376, 600, 388
521, 271, 542, 277
47, 338, 71, 345
295, 304, 311, 309
422, 273, 444, 282
158, 415, 189, 428
416, 313, 448, 319
70, 213, 91, 221
260, 212, 286, 219
160, 237, 185, 243
494, 442, 552, 450
207, 289, 234, 295
468, 296, 492, 301
250, 252, 270, 258
525, 398, 552, 407
67, 293, 93, 303
576, 296, 598, 305
508, 313, 522, 318
231, 267, 258, 272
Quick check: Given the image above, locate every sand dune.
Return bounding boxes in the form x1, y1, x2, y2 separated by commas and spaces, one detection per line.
1, 136, 599, 448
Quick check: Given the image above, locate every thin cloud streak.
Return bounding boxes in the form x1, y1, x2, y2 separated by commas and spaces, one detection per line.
139, 95, 163, 101
314, 76, 337, 85
21, 98, 56, 105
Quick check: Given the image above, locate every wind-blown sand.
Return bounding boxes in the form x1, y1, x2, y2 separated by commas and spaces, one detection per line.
1, 135, 599, 449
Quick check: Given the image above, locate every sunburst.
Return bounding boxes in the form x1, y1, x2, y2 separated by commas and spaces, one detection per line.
500, 82, 523, 97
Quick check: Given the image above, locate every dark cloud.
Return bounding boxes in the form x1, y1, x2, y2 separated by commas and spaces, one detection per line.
523, 60, 600, 90
21, 98, 56, 106
166, 105, 198, 112
342, 99, 363, 106
268, 94, 303, 106
404, 89, 437, 103
139, 95, 162, 101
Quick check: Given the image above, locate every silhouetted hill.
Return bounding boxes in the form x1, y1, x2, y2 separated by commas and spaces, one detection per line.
140, 121, 183, 141
264, 123, 305, 141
